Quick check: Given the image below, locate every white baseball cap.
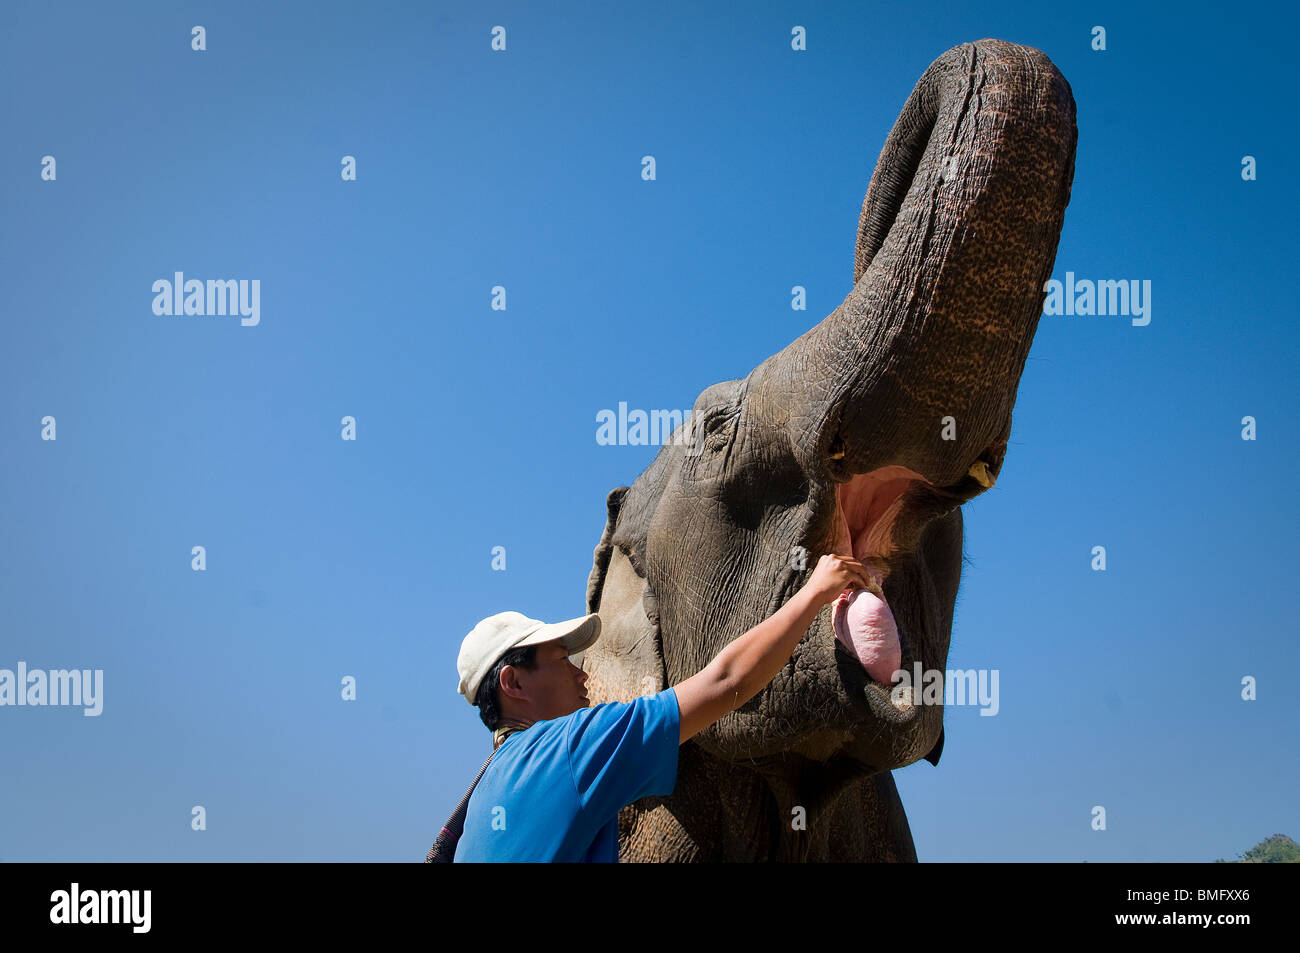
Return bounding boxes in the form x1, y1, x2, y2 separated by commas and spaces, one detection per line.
456, 610, 602, 704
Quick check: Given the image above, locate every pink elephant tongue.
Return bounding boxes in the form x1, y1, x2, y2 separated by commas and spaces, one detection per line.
832, 581, 902, 686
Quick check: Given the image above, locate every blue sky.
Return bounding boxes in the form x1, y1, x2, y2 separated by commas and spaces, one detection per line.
1, 0, 1295, 862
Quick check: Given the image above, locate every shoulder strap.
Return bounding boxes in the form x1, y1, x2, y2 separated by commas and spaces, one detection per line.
425, 749, 497, 863
425, 726, 524, 863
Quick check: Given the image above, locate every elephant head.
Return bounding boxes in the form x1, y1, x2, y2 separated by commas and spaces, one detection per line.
583, 38, 1076, 858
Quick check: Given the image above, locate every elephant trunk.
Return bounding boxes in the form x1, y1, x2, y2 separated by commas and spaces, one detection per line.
751, 38, 1077, 494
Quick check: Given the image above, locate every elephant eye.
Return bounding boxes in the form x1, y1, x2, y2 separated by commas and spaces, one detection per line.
686, 404, 738, 455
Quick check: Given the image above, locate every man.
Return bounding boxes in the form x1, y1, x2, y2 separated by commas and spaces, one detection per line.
452, 552, 872, 862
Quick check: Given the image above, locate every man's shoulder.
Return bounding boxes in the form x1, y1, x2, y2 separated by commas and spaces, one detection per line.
563, 688, 679, 746
492, 690, 679, 766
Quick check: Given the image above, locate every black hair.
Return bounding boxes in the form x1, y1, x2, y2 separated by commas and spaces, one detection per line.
473, 644, 539, 731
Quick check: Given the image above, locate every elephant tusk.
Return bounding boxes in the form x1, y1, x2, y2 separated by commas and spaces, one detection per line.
968, 460, 996, 488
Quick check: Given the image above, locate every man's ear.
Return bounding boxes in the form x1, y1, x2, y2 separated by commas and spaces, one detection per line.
923, 726, 944, 766
498, 664, 525, 702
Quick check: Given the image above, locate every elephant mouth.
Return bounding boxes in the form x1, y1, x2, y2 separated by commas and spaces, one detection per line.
827, 465, 930, 690
831, 465, 931, 562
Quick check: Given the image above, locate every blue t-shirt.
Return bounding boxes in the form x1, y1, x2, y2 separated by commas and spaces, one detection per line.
453, 688, 680, 862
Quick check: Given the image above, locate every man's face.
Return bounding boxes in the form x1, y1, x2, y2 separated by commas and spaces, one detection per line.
505, 641, 590, 722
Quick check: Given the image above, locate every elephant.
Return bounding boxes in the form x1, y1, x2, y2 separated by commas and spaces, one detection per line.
582, 38, 1077, 861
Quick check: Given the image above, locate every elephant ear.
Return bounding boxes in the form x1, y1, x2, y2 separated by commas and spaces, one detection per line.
583, 381, 743, 704
584, 486, 668, 703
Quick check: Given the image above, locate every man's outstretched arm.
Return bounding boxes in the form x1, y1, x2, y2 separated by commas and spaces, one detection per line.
672, 553, 871, 744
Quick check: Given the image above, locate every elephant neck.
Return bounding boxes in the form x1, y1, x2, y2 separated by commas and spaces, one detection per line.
745, 753, 870, 858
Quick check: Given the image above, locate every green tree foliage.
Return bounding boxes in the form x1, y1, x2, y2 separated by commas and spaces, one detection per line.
1214, 833, 1300, 863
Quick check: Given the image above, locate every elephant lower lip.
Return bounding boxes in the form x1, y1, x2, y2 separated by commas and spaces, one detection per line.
834, 633, 922, 723
831, 582, 902, 686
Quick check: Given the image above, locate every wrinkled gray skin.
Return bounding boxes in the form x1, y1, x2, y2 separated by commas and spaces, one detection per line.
583, 39, 1077, 861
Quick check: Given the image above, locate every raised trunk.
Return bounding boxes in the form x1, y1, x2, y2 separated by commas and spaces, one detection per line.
752, 38, 1077, 490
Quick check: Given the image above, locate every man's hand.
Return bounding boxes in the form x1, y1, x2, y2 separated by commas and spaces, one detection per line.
803, 553, 874, 605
